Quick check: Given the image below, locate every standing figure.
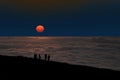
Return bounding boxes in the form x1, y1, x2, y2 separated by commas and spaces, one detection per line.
34, 54, 37, 59
44, 54, 47, 61
48, 55, 50, 61
38, 54, 41, 60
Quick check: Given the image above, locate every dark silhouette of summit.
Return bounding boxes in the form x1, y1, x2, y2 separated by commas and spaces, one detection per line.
0, 54, 119, 78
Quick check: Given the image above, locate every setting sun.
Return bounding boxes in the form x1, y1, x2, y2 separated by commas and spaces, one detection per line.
36, 25, 45, 33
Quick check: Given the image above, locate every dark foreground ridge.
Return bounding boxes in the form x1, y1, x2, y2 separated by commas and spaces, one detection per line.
0, 55, 119, 78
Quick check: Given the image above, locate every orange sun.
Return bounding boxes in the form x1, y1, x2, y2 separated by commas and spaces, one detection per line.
36, 25, 45, 33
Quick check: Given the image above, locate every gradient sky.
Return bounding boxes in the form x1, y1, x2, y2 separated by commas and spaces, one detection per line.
0, 0, 120, 36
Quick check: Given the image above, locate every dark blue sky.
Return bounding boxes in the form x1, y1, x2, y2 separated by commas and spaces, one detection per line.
0, 0, 120, 36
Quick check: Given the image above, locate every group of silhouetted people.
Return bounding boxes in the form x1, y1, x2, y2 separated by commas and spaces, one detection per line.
34, 54, 51, 61
44, 54, 50, 61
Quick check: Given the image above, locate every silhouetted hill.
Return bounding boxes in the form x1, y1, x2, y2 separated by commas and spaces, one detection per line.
0, 55, 119, 79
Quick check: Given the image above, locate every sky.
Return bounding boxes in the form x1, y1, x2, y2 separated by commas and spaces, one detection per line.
0, 0, 120, 36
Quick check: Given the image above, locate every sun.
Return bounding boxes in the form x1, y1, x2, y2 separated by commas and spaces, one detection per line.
36, 25, 45, 33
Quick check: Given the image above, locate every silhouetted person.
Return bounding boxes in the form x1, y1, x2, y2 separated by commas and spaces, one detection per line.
34, 54, 37, 59
45, 54, 47, 61
48, 55, 50, 61
38, 54, 41, 60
